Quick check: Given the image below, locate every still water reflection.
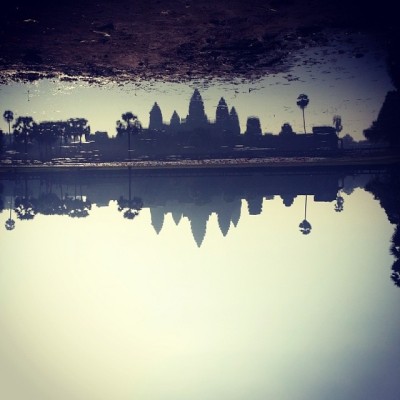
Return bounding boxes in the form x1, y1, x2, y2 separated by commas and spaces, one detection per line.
0, 167, 400, 400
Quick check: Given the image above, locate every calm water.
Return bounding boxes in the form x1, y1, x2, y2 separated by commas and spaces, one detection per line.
0, 31, 393, 142
0, 167, 399, 400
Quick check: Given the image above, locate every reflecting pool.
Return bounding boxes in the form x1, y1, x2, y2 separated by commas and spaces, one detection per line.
1, 167, 399, 400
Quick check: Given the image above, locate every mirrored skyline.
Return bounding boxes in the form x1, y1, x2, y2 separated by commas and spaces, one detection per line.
1, 166, 399, 400
0, 32, 392, 142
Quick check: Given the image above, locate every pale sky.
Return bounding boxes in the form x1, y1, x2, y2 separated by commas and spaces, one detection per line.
0, 181, 399, 400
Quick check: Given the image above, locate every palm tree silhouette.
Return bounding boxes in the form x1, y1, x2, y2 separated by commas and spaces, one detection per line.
299, 195, 312, 234
334, 191, 344, 212
5, 198, 15, 231
333, 115, 343, 134
118, 112, 142, 159
117, 168, 143, 219
13, 116, 36, 156
296, 94, 309, 134
3, 110, 14, 145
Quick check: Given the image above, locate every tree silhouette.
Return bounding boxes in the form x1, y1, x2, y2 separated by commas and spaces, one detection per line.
117, 168, 143, 219
64, 182, 91, 218
299, 195, 312, 234
333, 115, 343, 134
3, 110, 14, 145
13, 116, 36, 155
35, 122, 60, 159
117, 112, 142, 158
14, 196, 37, 220
334, 190, 344, 212
296, 94, 309, 134
5, 200, 15, 231
66, 118, 90, 144
118, 196, 143, 219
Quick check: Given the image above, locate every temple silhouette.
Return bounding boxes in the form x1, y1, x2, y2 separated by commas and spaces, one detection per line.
1, 168, 370, 247
148, 89, 241, 136
1, 88, 344, 163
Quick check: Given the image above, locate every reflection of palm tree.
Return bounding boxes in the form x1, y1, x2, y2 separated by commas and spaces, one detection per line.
391, 259, 400, 287
299, 195, 312, 235
334, 192, 344, 212
118, 197, 143, 219
117, 169, 143, 219
64, 182, 91, 218
37, 192, 65, 215
13, 116, 36, 155
65, 197, 91, 218
66, 118, 90, 144
14, 196, 37, 220
5, 199, 15, 230
333, 115, 343, 134
117, 112, 142, 159
3, 110, 14, 145
296, 94, 309, 134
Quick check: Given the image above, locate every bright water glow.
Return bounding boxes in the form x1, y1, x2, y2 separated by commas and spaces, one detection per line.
0, 170, 399, 400
0, 33, 393, 141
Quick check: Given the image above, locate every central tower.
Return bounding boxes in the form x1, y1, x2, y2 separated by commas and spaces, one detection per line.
186, 89, 208, 129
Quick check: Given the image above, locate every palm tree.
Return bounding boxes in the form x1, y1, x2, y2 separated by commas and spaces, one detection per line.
12, 116, 36, 155
334, 191, 344, 212
299, 195, 312, 234
5, 198, 15, 231
117, 168, 143, 219
3, 110, 14, 145
333, 115, 343, 134
117, 112, 142, 159
296, 94, 309, 134
66, 118, 90, 144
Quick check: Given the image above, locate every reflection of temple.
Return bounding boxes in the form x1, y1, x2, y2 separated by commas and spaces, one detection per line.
144, 88, 341, 152
148, 88, 240, 135
0, 168, 370, 246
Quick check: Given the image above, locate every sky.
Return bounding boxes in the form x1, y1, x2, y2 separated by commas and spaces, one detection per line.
1, 179, 400, 400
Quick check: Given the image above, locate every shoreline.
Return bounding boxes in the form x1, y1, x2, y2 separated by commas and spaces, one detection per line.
1, 154, 399, 173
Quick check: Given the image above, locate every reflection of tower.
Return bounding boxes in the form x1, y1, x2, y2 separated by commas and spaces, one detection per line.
170, 205, 183, 225
229, 106, 241, 135
215, 97, 230, 131
186, 89, 208, 129
246, 195, 263, 215
281, 194, 296, 207
231, 199, 241, 227
188, 206, 211, 247
149, 102, 163, 130
151, 207, 165, 234
170, 110, 181, 128
216, 197, 242, 236
245, 116, 262, 135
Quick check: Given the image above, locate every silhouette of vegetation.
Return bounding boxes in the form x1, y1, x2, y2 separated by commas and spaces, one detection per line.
117, 112, 142, 158
299, 195, 312, 234
334, 190, 344, 212
296, 94, 309, 134
365, 167, 400, 287
13, 116, 36, 155
14, 196, 37, 220
363, 91, 400, 146
66, 118, 90, 144
3, 110, 14, 145
1, 90, 347, 164
117, 168, 143, 219
5, 199, 15, 231
333, 115, 343, 135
